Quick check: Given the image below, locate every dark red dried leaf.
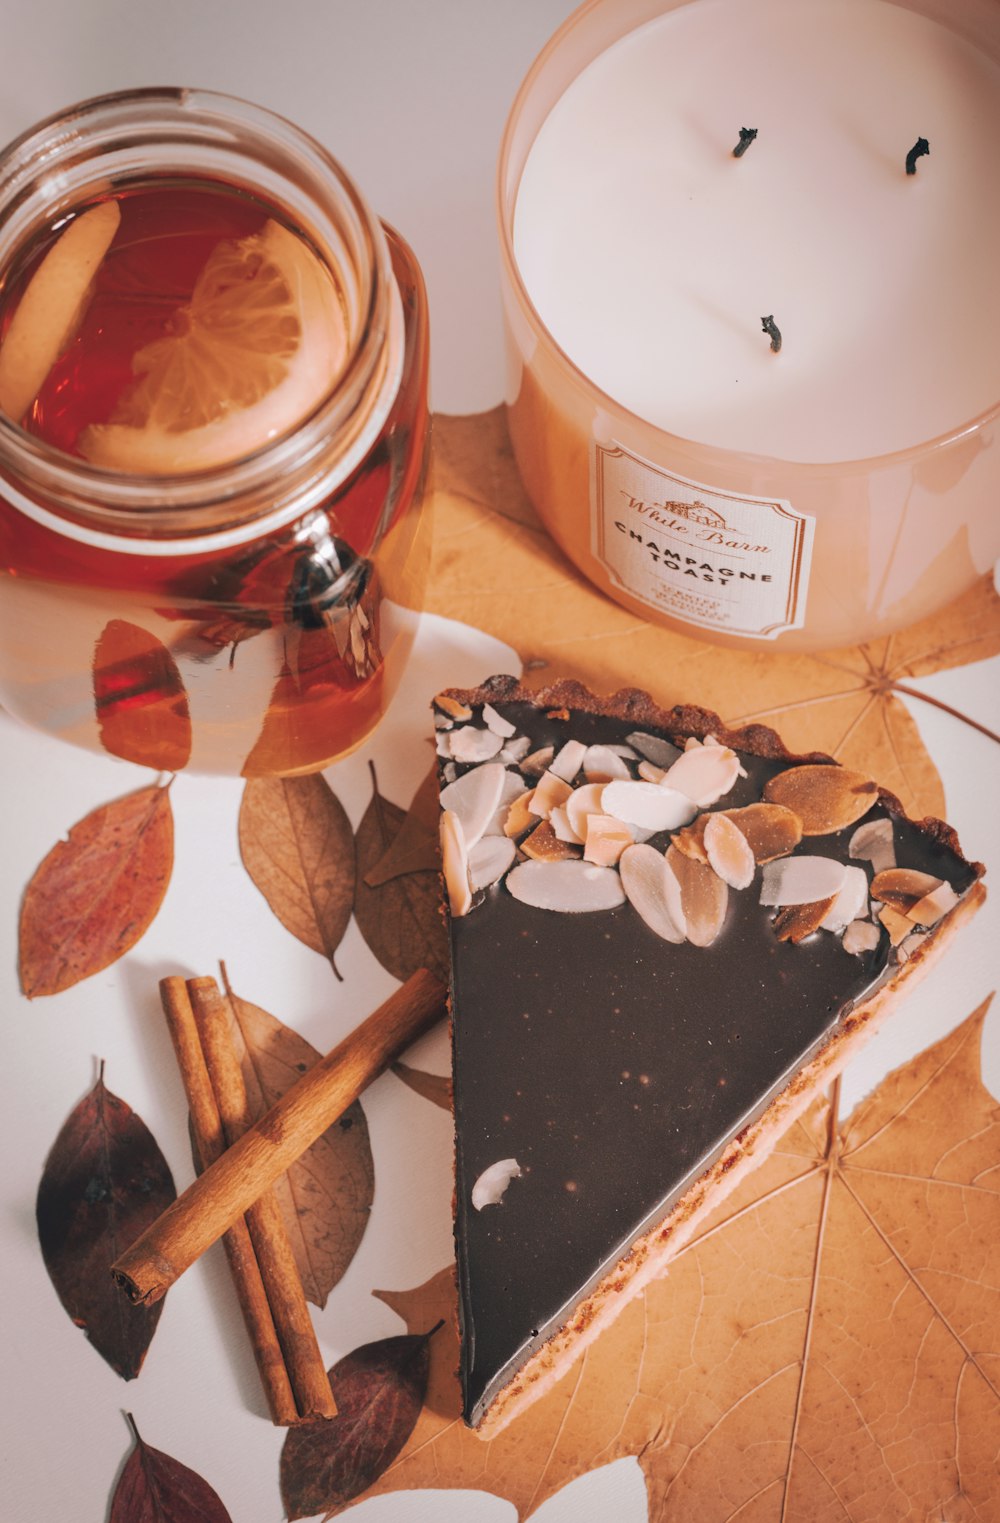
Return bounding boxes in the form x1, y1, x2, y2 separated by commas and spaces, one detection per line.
279, 1327, 438, 1519
110, 1415, 234, 1522
93, 618, 191, 771
19, 782, 174, 998
36, 1073, 175, 1379
353, 764, 449, 985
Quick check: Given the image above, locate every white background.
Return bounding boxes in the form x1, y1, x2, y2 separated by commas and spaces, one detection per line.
1, 4, 998, 1522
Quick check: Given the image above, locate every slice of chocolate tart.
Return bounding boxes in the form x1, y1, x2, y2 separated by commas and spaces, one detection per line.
434, 676, 985, 1437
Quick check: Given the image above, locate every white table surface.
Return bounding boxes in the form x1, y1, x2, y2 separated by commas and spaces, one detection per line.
1, 5, 998, 1522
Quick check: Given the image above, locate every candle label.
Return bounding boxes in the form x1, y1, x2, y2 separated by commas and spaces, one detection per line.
592, 442, 814, 638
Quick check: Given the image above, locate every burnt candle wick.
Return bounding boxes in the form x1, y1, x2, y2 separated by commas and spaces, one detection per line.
761, 315, 782, 353
732, 126, 758, 158
905, 136, 930, 174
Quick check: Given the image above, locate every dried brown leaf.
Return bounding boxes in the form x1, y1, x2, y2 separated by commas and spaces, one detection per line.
391, 1061, 452, 1111
361, 999, 1000, 1521
239, 774, 355, 979
364, 765, 441, 886
93, 619, 192, 771
427, 408, 1000, 818
110, 1414, 234, 1522
353, 763, 449, 984
19, 782, 173, 997
219, 970, 373, 1309
36, 1071, 175, 1379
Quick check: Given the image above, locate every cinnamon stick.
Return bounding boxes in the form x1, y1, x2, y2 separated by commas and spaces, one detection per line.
113, 967, 446, 1306
187, 976, 336, 1421
159, 977, 298, 1425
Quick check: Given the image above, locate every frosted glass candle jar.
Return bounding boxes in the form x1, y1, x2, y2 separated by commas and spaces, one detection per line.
498, 0, 1000, 650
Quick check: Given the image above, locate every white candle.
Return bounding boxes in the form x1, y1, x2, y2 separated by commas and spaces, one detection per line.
513, 0, 1000, 464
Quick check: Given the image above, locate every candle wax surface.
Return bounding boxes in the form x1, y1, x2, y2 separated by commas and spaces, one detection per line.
513, 0, 1000, 463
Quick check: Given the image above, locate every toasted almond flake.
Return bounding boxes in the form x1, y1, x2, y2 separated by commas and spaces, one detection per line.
760, 855, 846, 906
663, 745, 742, 807
665, 844, 727, 946
565, 782, 607, 841
637, 760, 668, 784
484, 770, 530, 836
820, 864, 869, 932
627, 731, 682, 770
773, 896, 838, 943
448, 725, 504, 763
906, 881, 959, 926
583, 744, 633, 783
435, 732, 452, 757
584, 814, 634, 867
683, 736, 702, 752
849, 817, 896, 874
434, 693, 472, 721
506, 858, 626, 913
550, 804, 582, 843
441, 761, 458, 785
471, 1158, 521, 1210
521, 820, 582, 862
763, 764, 878, 836
468, 834, 517, 891
521, 745, 555, 777
704, 812, 755, 890
620, 844, 687, 942
722, 802, 802, 864
434, 713, 453, 730
482, 703, 516, 738
878, 903, 913, 946
529, 769, 574, 819
670, 814, 711, 863
870, 868, 942, 909
503, 788, 536, 838
499, 734, 531, 765
546, 707, 571, 721
439, 761, 506, 850
549, 738, 588, 783
842, 919, 881, 956
601, 779, 697, 832
896, 931, 929, 963
440, 810, 472, 917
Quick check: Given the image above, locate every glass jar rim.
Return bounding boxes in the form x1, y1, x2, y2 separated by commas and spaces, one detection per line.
0, 86, 400, 537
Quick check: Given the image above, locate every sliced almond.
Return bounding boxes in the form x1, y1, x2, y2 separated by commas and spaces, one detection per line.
665, 845, 728, 947
439, 762, 506, 850
565, 782, 608, 841
626, 731, 682, 770
773, 896, 838, 943
897, 931, 929, 963
471, 1158, 521, 1210
906, 881, 959, 927
849, 817, 896, 874
662, 745, 742, 808
842, 919, 881, 956
760, 855, 846, 907
703, 812, 755, 890
722, 802, 803, 863
549, 803, 582, 844
763, 764, 878, 836
549, 738, 588, 783
870, 868, 942, 910
499, 734, 531, 765
440, 810, 472, 917
448, 726, 504, 763
620, 844, 687, 943
670, 813, 711, 864
482, 703, 516, 738
521, 820, 582, 862
584, 813, 635, 867
820, 864, 869, 932
683, 736, 703, 752
433, 693, 472, 721
468, 835, 517, 891
529, 769, 573, 819
583, 745, 633, 783
637, 760, 668, 784
506, 859, 626, 913
503, 788, 536, 838
521, 745, 555, 777
546, 707, 571, 721
601, 779, 697, 833
483, 770, 530, 836
878, 903, 913, 946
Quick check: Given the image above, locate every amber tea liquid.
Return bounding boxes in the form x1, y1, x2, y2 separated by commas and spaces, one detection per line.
0, 167, 429, 774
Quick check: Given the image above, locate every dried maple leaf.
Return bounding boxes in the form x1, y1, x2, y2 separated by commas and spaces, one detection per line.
36, 1069, 175, 1380
239, 773, 355, 979
428, 409, 1000, 819
353, 762, 449, 985
110, 1413, 234, 1522
93, 618, 191, 771
217, 965, 374, 1309
357, 999, 1000, 1521
19, 781, 174, 997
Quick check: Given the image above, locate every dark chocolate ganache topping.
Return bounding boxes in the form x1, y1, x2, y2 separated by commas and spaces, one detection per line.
436, 684, 980, 1427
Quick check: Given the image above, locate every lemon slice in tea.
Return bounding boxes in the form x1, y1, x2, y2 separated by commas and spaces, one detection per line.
81, 219, 348, 475
0, 200, 122, 426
